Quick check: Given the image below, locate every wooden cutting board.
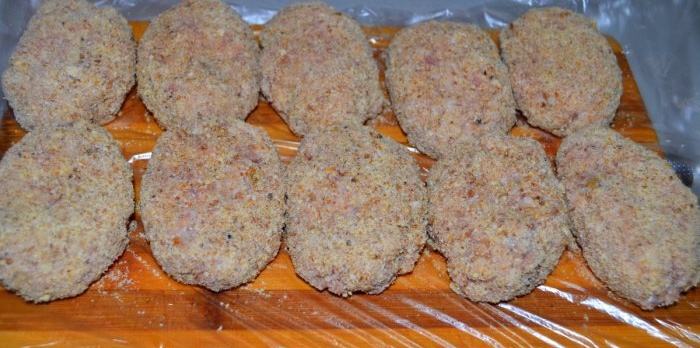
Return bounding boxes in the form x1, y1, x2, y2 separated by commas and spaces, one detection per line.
0, 22, 696, 347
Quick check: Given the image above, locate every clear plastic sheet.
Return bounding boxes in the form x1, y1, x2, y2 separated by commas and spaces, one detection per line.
0, 0, 698, 347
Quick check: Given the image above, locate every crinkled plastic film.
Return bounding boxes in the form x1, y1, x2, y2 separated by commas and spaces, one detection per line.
0, 0, 698, 347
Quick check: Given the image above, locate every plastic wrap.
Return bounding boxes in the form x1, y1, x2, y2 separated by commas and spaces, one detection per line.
0, 0, 698, 347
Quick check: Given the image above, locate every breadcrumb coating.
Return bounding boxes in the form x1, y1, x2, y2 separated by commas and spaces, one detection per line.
428, 134, 569, 302
260, 2, 385, 136
2, 0, 136, 131
0, 121, 134, 302
500, 7, 622, 136
138, 0, 259, 133
386, 21, 516, 159
285, 124, 426, 296
140, 120, 285, 291
557, 126, 699, 310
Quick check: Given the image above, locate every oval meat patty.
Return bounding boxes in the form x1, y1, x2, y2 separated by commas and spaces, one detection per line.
500, 7, 622, 137
0, 121, 134, 302
428, 134, 569, 303
260, 2, 385, 136
285, 124, 426, 296
385, 21, 516, 159
140, 120, 285, 291
138, 0, 259, 133
557, 126, 699, 310
1, 0, 136, 131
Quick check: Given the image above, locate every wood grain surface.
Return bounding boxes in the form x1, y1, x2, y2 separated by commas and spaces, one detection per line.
0, 22, 697, 348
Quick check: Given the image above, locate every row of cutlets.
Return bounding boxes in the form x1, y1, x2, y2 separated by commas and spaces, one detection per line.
0, 0, 697, 311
